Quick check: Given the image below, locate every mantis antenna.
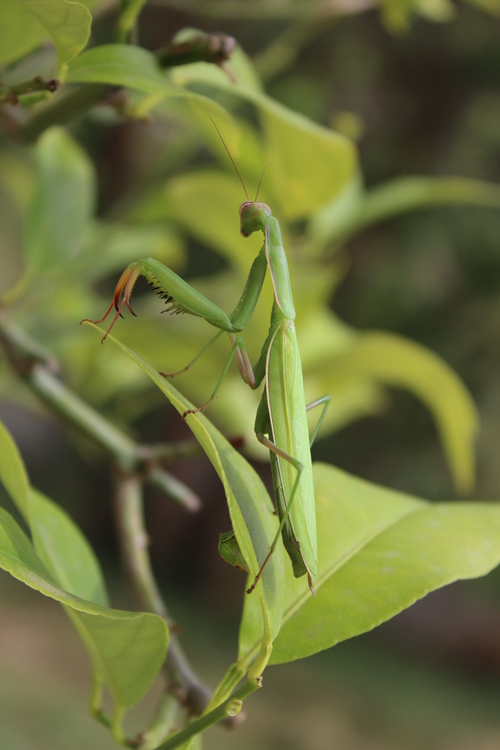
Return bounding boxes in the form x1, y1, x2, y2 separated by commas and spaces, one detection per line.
209, 116, 249, 201
254, 163, 270, 202
209, 117, 271, 203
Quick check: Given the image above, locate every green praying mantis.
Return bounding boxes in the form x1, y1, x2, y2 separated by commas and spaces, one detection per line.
86, 123, 330, 595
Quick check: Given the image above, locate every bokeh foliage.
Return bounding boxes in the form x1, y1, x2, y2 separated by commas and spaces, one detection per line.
1, 1, 500, 748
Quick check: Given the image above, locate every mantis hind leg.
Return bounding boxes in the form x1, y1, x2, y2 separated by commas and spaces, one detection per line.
182, 334, 254, 419
247, 432, 312, 594
160, 330, 256, 387
159, 329, 225, 379
306, 394, 331, 449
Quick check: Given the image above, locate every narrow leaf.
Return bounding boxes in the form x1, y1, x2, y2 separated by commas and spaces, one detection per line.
0, 506, 168, 709
310, 176, 500, 248
82, 322, 284, 648
324, 332, 479, 492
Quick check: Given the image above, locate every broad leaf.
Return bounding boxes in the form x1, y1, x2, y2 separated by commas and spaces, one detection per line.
162, 171, 258, 271
464, 0, 500, 13
16, 0, 92, 71
66, 43, 236, 130
69, 41, 357, 221
0, 418, 168, 721
380, 0, 454, 31
0, 418, 30, 521
84, 222, 185, 280
266, 463, 500, 664
29, 487, 108, 606
67, 44, 170, 92
170, 62, 358, 220
0, 506, 168, 710
25, 127, 95, 273
0, 0, 47, 66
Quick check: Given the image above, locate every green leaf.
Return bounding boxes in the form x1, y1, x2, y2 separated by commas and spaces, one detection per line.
25, 127, 95, 273
268, 463, 500, 664
170, 62, 358, 221
71, 42, 356, 221
322, 331, 479, 493
0, 0, 47, 66
69, 42, 357, 221
0, 418, 30, 521
29, 487, 108, 606
259, 99, 358, 221
0, 506, 168, 710
67, 44, 171, 92
415, 0, 456, 22
66, 43, 238, 131
380, 0, 422, 31
16, 0, 92, 71
85, 222, 185, 280
310, 176, 500, 249
162, 171, 257, 271
0, 0, 98, 67
82, 321, 284, 652
0, 419, 167, 721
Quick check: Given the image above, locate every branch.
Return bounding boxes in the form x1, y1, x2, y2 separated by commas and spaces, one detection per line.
150, 0, 377, 17
0, 76, 60, 106
18, 84, 114, 144
0, 312, 215, 724
0, 313, 200, 510
114, 474, 212, 716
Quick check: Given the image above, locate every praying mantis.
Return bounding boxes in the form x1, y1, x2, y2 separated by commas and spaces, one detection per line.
86, 123, 329, 595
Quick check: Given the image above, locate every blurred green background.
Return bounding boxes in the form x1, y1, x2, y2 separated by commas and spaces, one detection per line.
1, 1, 500, 748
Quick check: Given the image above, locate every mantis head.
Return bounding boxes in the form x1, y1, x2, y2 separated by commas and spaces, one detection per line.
239, 201, 272, 238
209, 117, 272, 238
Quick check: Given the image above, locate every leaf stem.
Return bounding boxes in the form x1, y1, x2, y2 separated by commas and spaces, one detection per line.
115, 0, 149, 43
155, 676, 262, 750
253, 19, 336, 83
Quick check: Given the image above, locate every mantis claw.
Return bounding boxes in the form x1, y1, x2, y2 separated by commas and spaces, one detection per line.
182, 406, 203, 420
81, 263, 143, 342
159, 366, 190, 379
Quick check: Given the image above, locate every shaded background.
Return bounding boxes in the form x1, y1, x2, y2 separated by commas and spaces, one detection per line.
1, 2, 500, 748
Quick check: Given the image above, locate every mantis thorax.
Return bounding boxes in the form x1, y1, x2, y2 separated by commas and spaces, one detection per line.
239, 201, 272, 238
